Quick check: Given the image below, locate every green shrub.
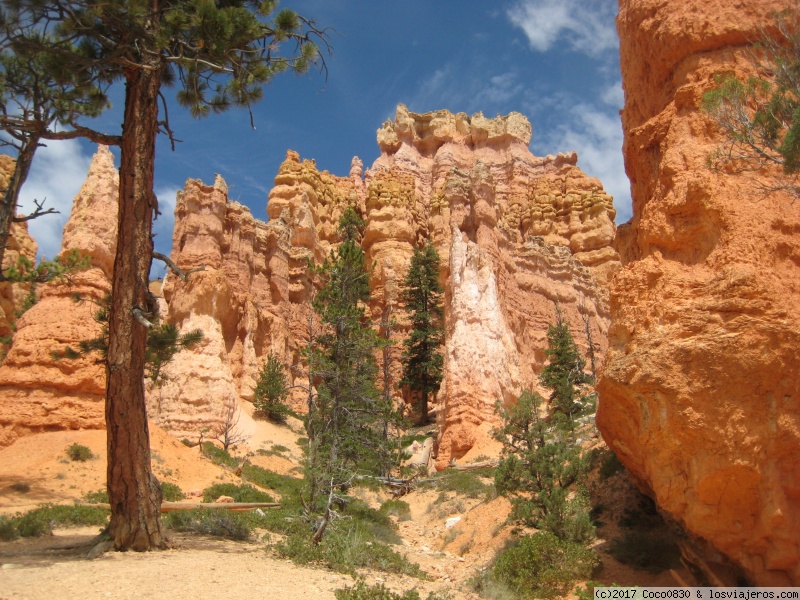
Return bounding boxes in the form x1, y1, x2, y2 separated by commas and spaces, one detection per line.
428, 469, 494, 499
200, 442, 239, 469
482, 532, 600, 599
380, 499, 412, 521
275, 519, 424, 577
84, 489, 109, 503
2, 504, 107, 538
241, 464, 303, 497
201, 483, 274, 504
161, 482, 185, 502
0, 515, 19, 541
66, 443, 94, 462
164, 508, 261, 540
335, 581, 445, 600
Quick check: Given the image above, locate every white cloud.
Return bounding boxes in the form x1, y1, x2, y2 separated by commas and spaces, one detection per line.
506, 0, 618, 57
541, 102, 632, 222
17, 139, 93, 260
408, 64, 522, 115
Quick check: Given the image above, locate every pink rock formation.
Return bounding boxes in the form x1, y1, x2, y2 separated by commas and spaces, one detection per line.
597, 0, 800, 585
370, 106, 618, 467
157, 105, 619, 465
0, 146, 117, 447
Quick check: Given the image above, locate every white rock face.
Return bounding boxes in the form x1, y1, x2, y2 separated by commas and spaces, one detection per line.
438, 227, 522, 461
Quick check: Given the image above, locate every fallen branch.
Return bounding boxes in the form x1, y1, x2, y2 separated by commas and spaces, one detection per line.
450, 460, 498, 471
84, 501, 280, 513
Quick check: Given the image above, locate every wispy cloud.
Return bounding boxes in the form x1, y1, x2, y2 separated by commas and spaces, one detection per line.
407, 64, 523, 116
18, 139, 93, 260
506, 0, 618, 57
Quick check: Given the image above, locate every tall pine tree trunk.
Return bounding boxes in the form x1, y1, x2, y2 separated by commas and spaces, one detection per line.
105, 64, 164, 551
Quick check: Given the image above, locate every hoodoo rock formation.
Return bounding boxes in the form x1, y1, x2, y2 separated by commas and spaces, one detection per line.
0, 146, 117, 447
597, 0, 800, 585
0, 107, 619, 473
159, 105, 620, 466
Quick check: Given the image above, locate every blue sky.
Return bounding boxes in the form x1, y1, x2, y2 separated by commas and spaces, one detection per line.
17, 0, 628, 274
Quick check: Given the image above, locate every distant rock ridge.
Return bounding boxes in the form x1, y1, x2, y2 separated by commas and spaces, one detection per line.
0, 106, 620, 474
597, 0, 800, 586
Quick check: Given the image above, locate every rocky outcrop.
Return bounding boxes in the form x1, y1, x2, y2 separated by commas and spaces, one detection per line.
158, 105, 619, 465
597, 0, 800, 585
0, 155, 38, 340
371, 106, 618, 467
0, 108, 619, 470
0, 146, 116, 447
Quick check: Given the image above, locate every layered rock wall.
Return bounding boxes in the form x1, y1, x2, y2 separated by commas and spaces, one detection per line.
0, 146, 117, 447
597, 0, 800, 585
158, 105, 619, 465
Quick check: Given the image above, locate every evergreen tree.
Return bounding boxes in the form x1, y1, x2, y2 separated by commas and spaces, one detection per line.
539, 305, 592, 420
253, 352, 291, 423
0, 24, 114, 275
400, 242, 444, 425
304, 207, 395, 542
2, 0, 328, 550
493, 390, 594, 543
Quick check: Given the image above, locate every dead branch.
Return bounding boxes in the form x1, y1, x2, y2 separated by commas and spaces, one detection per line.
13, 198, 58, 222
152, 251, 205, 282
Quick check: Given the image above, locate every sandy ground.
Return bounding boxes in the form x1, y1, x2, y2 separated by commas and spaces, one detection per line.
0, 421, 686, 600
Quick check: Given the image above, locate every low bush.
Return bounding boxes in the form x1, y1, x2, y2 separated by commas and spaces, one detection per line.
335, 581, 445, 600
163, 508, 262, 540
84, 489, 109, 503
380, 499, 412, 521
0, 515, 17, 541
10, 482, 30, 493
201, 483, 274, 504
241, 464, 303, 497
200, 442, 239, 469
275, 519, 424, 578
427, 469, 494, 499
0, 504, 110, 540
161, 482, 185, 502
66, 443, 94, 462
476, 532, 600, 600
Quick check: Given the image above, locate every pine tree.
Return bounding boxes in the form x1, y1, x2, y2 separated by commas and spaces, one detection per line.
253, 352, 291, 423
702, 5, 800, 198
539, 305, 592, 420
2, 0, 328, 550
0, 27, 114, 275
493, 390, 594, 543
304, 207, 396, 542
400, 242, 444, 425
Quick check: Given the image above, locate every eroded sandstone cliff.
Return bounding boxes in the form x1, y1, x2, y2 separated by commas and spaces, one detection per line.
597, 0, 800, 585
0, 146, 117, 447
157, 105, 620, 467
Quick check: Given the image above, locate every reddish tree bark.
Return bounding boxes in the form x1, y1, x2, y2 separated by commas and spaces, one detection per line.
105, 63, 164, 551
